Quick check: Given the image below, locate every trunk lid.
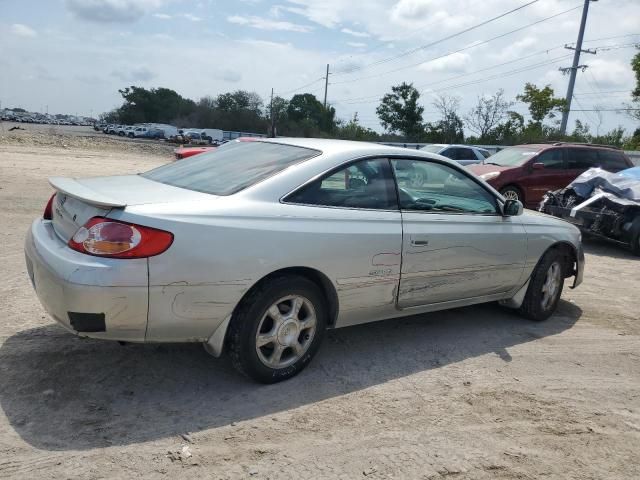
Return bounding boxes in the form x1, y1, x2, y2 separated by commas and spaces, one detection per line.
49, 174, 216, 242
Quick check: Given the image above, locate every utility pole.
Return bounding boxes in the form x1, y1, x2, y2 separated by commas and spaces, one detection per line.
559, 0, 597, 135
323, 64, 329, 109
269, 87, 275, 138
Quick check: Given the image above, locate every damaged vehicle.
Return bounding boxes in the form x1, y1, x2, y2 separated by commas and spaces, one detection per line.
540, 167, 640, 255
25, 138, 583, 383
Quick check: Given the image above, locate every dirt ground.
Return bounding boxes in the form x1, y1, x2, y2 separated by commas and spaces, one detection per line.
0, 125, 639, 479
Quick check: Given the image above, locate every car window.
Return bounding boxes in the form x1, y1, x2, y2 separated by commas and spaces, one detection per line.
598, 150, 629, 171
535, 149, 565, 169
438, 148, 454, 159
455, 148, 475, 160
391, 159, 498, 214
479, 149, 491, 159
567, 148, 598, 170
142, 141, 319, 196
286, 158, 397, 210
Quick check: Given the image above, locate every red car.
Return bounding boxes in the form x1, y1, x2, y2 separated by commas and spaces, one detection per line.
174, 146, 216, 160
468, 143, 634, 208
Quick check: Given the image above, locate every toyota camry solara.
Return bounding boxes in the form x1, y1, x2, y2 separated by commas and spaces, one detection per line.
25, 138, 584, 383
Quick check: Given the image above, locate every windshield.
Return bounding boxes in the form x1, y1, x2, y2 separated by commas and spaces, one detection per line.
142, 141, 319, 196
420, 145, 443, 153
484, 147, 541, 166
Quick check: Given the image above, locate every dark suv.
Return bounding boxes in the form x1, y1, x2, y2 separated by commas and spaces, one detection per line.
468, 143, 633, 208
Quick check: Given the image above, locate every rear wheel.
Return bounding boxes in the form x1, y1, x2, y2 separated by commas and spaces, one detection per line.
227, 275, 327, 383
500, 185, 523, 203
518, 248, 565, 321
629, 216, 640, 256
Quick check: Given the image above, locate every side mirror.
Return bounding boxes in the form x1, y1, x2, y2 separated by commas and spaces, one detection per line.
503, 199, 523, 216
532, 162, 545, 170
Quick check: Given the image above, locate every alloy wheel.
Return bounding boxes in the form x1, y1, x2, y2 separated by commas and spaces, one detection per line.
255, 295, 317, 369
540, 261, 561, 310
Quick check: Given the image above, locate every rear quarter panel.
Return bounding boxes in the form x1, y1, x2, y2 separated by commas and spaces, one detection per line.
122, 199, 402, 342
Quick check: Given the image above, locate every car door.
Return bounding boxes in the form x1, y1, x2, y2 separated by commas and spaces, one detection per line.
284, 157, 403, 327
566, 147, 599, 183
521, 148, 569, 204
391, 158, 527, 308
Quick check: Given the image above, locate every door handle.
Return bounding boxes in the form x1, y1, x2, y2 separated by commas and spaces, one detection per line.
410, 239, 429, 246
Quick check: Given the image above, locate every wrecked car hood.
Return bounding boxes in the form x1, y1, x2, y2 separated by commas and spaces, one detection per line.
568, 167, 640, 203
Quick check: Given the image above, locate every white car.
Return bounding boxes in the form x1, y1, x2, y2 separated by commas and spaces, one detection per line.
421, 144, 491, 166
25, 138, 583, 383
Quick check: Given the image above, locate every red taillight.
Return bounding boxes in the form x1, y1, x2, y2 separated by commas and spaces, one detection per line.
68, 217, 173, 259
43, 193, 55, 220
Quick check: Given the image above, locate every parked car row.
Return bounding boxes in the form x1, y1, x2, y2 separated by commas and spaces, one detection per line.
96, 123, 226, 146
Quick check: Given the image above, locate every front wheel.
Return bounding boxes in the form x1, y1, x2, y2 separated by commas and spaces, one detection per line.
227, 275, 327, 383
500, 186, 523, 203
518, 249, 566, 321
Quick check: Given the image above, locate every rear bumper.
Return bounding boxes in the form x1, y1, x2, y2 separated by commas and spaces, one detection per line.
24, 219, 149, 341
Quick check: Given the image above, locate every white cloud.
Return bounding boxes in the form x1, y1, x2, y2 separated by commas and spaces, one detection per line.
10, 23, 37, 37
491, 37, 538, 61
347, 42, 367, 48
341, 28, 370, 38
65, 0, 166, 23
181, 13, 202, 22
418, 52, 471, 73
152, 13, 172, 20
111, 66, 156, 82
227, 15, 313, 33
214, 69, 242, 83
587, 59, 635, 89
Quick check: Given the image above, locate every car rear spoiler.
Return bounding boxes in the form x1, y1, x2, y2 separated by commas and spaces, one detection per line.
48, 177, 127, 208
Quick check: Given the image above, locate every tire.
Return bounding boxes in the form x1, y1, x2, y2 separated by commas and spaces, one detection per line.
518, 248, 566, 321
227, 275, 327, 383
629, 216, 640, 256
118, 131, 124, 136
500, 185, 523, 203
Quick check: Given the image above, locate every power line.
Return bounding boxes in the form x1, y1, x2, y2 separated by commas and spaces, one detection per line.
275, 77, 325, 96
330, 4, 582, 85
332, 44, 569, 104
332, 54, 573, 106
574, 90, 630, 96
332, 0, 541, 75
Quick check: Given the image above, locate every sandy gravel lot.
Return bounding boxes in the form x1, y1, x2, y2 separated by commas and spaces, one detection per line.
0, 126, 639, 479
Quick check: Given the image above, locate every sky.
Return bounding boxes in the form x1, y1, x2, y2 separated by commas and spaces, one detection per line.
1, 0, 639, 135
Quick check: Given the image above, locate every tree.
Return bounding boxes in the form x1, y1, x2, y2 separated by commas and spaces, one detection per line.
376, 82, 424, 138
335, 113, 380, 141
491, 111, 526, 144
116, 86, 196, 124
464, 89, 513, 140
215, 90, 263, 114
265, 95, 289, 136
287, 93, 336, 133
516, 83, 566, 127
425, 94, 464, 143
628, 48, 640, 121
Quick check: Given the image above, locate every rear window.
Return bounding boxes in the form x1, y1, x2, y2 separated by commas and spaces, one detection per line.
142, 141, 319, 196
598, 150, 629, 171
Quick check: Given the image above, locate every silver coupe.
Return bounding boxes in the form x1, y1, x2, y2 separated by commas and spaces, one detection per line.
25, 138, 584, 383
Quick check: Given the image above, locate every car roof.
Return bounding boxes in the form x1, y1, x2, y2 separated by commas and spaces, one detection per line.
259, 137, 428, 157
515, 143, 622, 151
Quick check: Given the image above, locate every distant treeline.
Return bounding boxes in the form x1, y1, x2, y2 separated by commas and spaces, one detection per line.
102, 48, 640, 149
